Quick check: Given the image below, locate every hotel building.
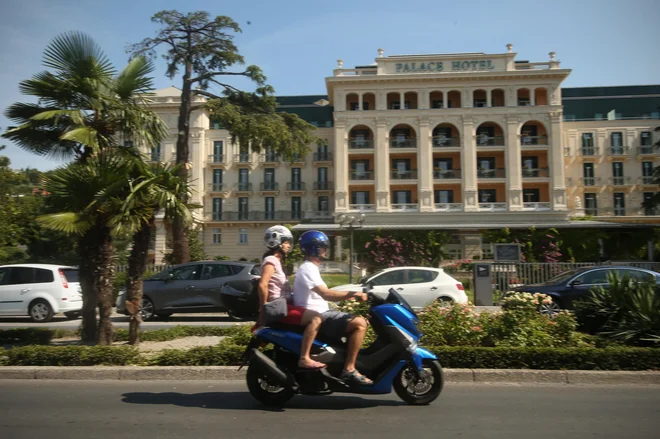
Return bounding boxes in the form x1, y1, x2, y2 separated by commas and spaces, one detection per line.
144, 45, 660, 263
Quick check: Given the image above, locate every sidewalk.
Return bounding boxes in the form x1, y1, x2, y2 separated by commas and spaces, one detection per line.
1, 366, 658, 385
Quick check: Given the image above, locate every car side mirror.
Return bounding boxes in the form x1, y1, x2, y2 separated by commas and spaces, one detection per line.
570, 279, 583, 286
164, 273, 174, 282
357, 276, 366, 284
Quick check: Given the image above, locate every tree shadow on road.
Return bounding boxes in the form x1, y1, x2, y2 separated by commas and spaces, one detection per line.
121, 391, 404, 411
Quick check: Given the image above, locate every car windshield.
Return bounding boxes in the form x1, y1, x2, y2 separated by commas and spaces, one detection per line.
542, 268, 583, 285
364, 269, 386, 284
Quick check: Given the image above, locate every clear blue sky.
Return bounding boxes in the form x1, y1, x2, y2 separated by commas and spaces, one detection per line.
1, 0, 659, 170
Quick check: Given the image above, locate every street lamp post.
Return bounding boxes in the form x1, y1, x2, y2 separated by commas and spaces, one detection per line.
337, 213, 365, 284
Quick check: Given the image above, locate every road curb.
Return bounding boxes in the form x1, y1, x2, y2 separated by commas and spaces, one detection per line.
1, 367, 659, 385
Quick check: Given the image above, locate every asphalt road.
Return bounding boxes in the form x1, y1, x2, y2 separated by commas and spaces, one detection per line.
0, 313, 251, 330
0, 380, 658, 439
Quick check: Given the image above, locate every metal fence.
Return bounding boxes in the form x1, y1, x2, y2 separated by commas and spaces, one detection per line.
115, 264, 170, 274
491, 261, 660, 291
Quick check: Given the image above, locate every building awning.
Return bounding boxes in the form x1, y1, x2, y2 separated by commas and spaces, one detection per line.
291, 220, 656, 232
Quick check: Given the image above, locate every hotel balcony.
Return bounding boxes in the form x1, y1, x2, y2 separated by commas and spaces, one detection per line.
520, 135, 548, 146
285, 154, 306, 167
579, 177, 602, 187
391, 169, 418, 180
609, 176, 633, 187
348, 204, 376, 213
478, 202, 508, 212
432, 137, 461, 148
285, 182, 306, 194
207, 183, 230, 196
434, 203, 463, 212
350, 171, 375, 182
390, 138, 417, 149
477, 168, 506, 179
639, 176, 657, 187
234, 182, 253, 194
578, 147, 600, 160
391, 203, 419, 212
313, 152, 334, 164
433, 169, 461, 180
587, 207, 659, 218
313, 181, 334, 193
638, 145, 658, 157
259, 182, 280, 195
522, 202, 552, 211
349, 139, 374, 150
259, 153, 280, 167
207, 154, 227, 168
476, 136, 505, 148
303, 211, 334, 222
521, 168, 550, 179
207, 211, 305, 222
608, 146, 630, 158
233, 154, 254, 166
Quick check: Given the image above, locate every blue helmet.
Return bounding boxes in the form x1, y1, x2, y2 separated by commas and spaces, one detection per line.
299, 230, 330, 257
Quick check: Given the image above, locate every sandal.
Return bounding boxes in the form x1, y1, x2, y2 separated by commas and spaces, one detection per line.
340, 369, 373, 385
298, 359, 326, 370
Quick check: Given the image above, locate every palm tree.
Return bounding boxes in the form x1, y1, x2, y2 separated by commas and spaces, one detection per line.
2, 32, 167, 343
112, 160, 196, 345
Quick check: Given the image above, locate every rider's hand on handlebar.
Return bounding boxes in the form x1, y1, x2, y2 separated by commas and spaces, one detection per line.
353, 291, 368, 302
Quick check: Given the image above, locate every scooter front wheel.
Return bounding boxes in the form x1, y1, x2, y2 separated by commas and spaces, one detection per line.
246, 364, 295, 406
393, 359, 444, 405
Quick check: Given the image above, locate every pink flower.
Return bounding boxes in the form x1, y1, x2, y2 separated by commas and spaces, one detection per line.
471, 326, 482, 332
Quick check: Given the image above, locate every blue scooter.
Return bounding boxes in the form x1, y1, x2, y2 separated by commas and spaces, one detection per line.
241, 287, 444, 406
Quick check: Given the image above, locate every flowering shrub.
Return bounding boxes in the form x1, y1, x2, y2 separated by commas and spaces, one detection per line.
335, 298, 371, 318
443, 259, 474, 274
501, 292, 554, 312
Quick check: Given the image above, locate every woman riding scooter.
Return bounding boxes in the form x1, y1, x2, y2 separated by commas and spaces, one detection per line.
255, 225, 326, 370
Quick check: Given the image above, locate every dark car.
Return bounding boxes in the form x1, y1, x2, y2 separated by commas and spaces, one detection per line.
509, 266, 660, 316
115, 261, 261, 320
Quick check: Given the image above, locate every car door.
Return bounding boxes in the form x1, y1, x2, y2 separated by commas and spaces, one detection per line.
197, 263, 235, 309
568, 268, 610, 302
404, 269, 439, 308
368, 269, 408, 300
158, 264, 204, 310
0, 267, 14, 314
0, 267, 34, 314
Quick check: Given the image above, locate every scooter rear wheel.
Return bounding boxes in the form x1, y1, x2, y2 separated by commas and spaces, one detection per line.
393, 359, 444, 405
246, 364, 295, 406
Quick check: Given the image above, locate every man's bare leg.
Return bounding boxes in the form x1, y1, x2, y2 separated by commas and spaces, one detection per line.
298, 310, 324, 368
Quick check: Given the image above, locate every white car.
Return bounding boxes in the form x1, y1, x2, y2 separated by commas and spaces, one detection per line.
0, 264, 82, 322
333, 266, 468, 310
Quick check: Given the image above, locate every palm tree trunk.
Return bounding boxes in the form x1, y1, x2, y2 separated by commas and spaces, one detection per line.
126, 216, 154, 345
171, 73, 193, 264
78, 233, 98, 343
95, 225, 115, 346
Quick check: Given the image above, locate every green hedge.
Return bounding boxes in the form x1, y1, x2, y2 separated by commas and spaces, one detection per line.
431, 346, 660, 370
147, 341, 245, 366
1, 345, 140, 366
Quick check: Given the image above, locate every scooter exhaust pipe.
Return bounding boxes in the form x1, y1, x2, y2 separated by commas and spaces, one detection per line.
248, 348, 289, 387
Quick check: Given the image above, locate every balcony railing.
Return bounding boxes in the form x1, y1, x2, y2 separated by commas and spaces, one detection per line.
391, 203, 418, 211
233, 153, 253, 164
433, 169, 461, 179
477, 168, 506, 178
432, 137, 460, 147
208, 211, 307, 221
348, 204, 376, 212
477, 136, 505, 147
580, 146, 599, 156
390, 138, 417, 148
391, 170, 418, 180
609, 146, 629, 156
478, 203, 507, 211
313, 152, 333, 162
207, 183, 227, 192
313, 181, 333, 191
639, 145, 657, 155
234, 182, 253, 192
259, 182, 280, 192
207, 154, 225, 164
521, 135, 548, 146
286, 182, 306, 191
640, 176, 656, 185
579, 177, 601, 187
585, 207, 658, 217
350, 171, 374, 181
208, 211, 225, 221
304, 211, 333, 221
349, 139, 374, 149
609, 176, 632, 186
259, 153, 280, 164
434, 203, 463, 212
521, 168, 550, 178
522, 202, 552, 211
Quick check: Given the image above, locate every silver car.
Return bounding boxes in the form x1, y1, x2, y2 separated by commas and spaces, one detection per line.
115, 261, 261, 320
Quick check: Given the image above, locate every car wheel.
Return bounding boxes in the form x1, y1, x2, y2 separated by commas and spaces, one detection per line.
29, 300, 54, 323
435, 296, 454, 307
538, 300, 561, 317
140, 297, 156, 321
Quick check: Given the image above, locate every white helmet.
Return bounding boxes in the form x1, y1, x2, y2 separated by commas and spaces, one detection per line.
264, 225, 293, 250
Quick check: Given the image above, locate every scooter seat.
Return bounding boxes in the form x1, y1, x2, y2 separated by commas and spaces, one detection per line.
265, 322, 346, 345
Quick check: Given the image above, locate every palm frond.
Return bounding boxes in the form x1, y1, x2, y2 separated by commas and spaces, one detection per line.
59, 127, 100, 150
37, 212, 93, 235
42, 32, 115, 80
115, 56, 156, 100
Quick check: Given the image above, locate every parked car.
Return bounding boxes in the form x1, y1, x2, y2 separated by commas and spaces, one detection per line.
115, 261, 261, 320
0, 264, 82, 322
332, 266, 468, 310
509, 265, 660, 315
